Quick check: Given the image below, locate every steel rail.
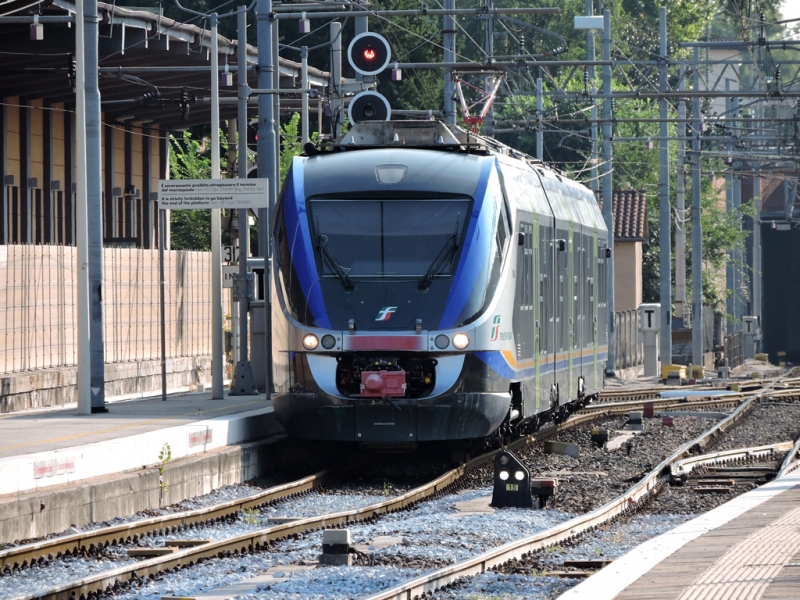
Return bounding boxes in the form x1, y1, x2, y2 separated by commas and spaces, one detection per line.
581, 393, 753, 416
11, 413, 607, 600
12, 376, 790, 599
361, 374, 785, 600
670, 441, 793, 478
777, 438, 800, 479
0, 471, 331, 573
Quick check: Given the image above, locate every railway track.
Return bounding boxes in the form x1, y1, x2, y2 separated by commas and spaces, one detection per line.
0, 472, 332, 575
9, 374, 792, 600
5, 405, 635, 600
361, 372, 790, 600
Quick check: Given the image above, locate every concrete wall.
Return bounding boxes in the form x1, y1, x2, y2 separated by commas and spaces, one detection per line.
0, 438, 278, 545
0, 355, 212, 414
614, 241, 642, 312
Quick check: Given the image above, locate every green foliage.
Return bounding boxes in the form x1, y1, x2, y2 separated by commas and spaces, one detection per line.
168, 130, 228, 252
158, 443, 172, 492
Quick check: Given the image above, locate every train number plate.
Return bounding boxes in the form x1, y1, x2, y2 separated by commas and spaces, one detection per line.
505, 484, 519, 491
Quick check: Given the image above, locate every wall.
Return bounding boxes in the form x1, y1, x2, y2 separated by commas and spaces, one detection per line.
0, 245, 227, 377
0, 438, 281, 545
613, 241, 642, 312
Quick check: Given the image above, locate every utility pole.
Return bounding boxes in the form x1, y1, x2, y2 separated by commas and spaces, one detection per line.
86, 0, 106, 411
443, 0, 456, 126
75, 0, 91, 415
732, 94, 741, 329
301, 46, 310, 144
658, 6, 672, 369
484, 0, 494, 136
536, 77, 543, 161
331, 22, 343, 137
585, 0, 598, 197
257, 0, 276, 394
209, 12, 224, 399
691, 47, 703, 368
725, 87, 734, 334
601, 9, 615, 374
675, 65, 687, 328
230, 4, 258, 395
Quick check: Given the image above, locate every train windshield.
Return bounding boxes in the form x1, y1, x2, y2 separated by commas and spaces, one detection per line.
308, 198, 471, 279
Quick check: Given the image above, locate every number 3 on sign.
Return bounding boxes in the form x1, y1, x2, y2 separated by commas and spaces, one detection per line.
223, 245, 240, 264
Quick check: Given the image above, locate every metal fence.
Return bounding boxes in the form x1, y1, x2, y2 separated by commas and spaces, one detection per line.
0, 244, 219, 376
614, 309, 643, 370
725, 330, 744, 369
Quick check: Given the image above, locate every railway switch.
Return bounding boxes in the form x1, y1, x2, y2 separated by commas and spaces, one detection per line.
491, 450, 533, 509
320, 529, 353, 566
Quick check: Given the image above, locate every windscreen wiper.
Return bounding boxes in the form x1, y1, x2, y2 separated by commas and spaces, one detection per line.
317, 235, 354, 290
418, 234, 458, 291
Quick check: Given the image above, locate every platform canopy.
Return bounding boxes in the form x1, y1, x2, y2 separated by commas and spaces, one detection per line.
0, 0, 329, 130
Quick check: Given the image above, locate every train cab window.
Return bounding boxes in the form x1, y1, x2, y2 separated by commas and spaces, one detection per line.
308, 197, 471, 279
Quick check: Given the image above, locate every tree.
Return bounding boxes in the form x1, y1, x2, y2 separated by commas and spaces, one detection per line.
168, 130, 228, 251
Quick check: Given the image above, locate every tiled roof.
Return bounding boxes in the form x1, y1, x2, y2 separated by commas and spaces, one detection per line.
597, 190, 649, 241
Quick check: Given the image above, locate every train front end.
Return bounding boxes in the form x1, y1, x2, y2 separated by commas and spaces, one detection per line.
271, 145, 512, 444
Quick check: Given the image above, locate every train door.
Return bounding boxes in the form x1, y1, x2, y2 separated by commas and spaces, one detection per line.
514, 220, 535, 363
555, 219, 570, 405
584, 231, 597, 393
573, 227, 584, 396
538, 217, 555, 409
597, 236, 609, 365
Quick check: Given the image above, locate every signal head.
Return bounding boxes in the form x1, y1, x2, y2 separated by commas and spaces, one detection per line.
348, 32, 391, 76
247, 122, 259, 153
347, 91, 391, 124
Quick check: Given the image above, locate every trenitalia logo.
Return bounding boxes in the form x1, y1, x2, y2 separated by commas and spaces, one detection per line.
375, 306, 397, 321
490, 315, 501, 341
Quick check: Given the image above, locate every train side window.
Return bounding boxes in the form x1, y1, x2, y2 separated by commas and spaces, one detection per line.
496, 201, 509, 257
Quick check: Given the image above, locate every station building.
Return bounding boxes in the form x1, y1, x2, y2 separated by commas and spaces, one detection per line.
0, 0, 328, 411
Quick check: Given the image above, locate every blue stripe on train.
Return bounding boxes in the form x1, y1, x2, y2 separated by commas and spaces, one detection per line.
438, 158, 497, 329
284, 159, 332, 329
474, 350, 608, 381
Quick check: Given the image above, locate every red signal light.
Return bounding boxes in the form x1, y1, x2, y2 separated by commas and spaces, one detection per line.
363, 47, 376, 60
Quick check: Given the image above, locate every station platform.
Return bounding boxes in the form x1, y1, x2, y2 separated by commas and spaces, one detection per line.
563, 468, 800, 600
0, 390, 284, 544
0, 391, 279, 496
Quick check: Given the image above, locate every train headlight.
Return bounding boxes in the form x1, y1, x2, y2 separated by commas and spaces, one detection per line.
434, 334, 449, 349
514, 470, 525, 481
302, 334, 319, 350
321, 334, 336, 349
499, 470, 510, 481
452, 333, 469, 350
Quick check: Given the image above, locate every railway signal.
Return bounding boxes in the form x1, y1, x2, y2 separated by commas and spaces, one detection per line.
345, 32, 393, 124
348, 32, 391, 76
348, 90, 392, 124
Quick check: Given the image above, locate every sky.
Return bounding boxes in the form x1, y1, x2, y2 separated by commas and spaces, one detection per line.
781, 0, 800, 22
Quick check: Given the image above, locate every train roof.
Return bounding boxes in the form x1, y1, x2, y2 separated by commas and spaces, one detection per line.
328, 120, 553, 171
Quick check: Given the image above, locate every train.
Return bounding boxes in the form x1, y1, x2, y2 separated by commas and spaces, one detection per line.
270, 120, 609, 448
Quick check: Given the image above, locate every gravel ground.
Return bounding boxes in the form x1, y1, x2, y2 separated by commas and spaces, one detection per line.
3, 395, 786, 600
710, 402, 800, 452
464, 414, 720, 514
95, 487, 576, 600
434, 513, 695, 599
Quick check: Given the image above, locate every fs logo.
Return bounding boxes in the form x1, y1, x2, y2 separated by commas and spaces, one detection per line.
375, 306, 397, 322
490, 315, 501, 341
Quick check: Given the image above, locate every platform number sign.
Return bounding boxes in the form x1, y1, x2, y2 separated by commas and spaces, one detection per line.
223, 245, 240, 264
